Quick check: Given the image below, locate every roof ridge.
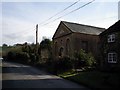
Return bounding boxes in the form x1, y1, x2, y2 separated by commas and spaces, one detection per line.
61, 21, 106, 30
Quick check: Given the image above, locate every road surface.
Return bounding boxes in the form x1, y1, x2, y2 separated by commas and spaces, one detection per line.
2, 61, 88, 89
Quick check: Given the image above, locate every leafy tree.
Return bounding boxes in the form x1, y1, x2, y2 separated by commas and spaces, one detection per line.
22, 42, 30, 53
40, 38, 52, 59
2, 44, 8, 47
40, 38, 52, 50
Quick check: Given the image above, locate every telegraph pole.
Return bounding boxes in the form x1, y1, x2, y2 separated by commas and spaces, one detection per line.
34, 24, 38, 64
36, 24, 38, 46
36, 24, 38, 54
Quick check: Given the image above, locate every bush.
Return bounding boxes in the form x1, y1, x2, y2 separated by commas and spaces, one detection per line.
57, 57, 73, 72
16, 52, 30, 64
74, 49, 96, 68
5, 51, 30, 64
45, 56, 73, 74
49, 57, 73, 74
7, 51, 16, 61
29, 53, 36, 64
85, 52, 96, 67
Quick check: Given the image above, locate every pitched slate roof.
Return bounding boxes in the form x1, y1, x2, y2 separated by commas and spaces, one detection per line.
62, 21, 106, 35
100, 20, 120, 35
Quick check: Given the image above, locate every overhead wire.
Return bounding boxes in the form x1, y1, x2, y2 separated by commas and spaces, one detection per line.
6, 0, 95, 39
5, 0, 81, 36
42, 0, 95, 26
39, 0, 81, 25
5, 0, 96, 42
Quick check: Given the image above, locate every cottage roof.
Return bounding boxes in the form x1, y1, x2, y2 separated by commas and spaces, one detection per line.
100, 20, 120, 35
62, 21, 106, 35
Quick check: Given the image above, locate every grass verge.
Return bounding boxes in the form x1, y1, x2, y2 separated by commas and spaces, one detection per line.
58, 70, 120, 89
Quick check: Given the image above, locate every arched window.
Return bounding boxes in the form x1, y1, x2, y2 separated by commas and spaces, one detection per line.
66, 39, 70, 56
59, 47, 64, 57
55, 42, 58, 56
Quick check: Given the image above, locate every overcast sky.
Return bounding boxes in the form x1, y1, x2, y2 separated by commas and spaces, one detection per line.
1, 0, 120, 46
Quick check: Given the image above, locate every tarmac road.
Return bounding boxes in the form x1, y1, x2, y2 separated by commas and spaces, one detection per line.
2, 61, 88, 89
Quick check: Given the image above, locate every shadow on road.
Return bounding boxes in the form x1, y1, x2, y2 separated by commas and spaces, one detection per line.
2, 62, 86, 89
2, 67, 49, 75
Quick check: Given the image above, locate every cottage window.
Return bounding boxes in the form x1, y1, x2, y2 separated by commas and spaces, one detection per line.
108, 53, 117, 63
108, 34, 115, 42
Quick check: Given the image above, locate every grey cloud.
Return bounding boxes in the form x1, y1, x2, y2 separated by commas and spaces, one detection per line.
3, 34, 21, 40
27, 35, 35, 42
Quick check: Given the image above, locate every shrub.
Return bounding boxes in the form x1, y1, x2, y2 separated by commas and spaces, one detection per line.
16, 52, 30, 63
7, 51, 16, 61
54, 57, 73, 73
74, 49, 96, 68
45, 56, 73, 74
58, 57, 73, 71
5, 46, 31, 64
85, 52, 96, 67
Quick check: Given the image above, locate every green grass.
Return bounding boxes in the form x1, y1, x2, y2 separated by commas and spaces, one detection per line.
1, 46, 22, 56
2, 46, 11, 56
59, 70, 120, 89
